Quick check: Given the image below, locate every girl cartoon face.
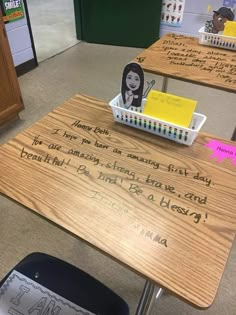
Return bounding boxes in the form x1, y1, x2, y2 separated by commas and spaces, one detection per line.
121, 62, 144, 107
126, 71, 141, 91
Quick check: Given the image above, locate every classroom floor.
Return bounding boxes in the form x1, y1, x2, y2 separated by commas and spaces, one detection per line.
0, 41, 236, 315
26, 0, 79, 62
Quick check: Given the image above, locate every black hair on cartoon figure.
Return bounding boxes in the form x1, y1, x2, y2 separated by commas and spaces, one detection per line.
121, 62, 144, 108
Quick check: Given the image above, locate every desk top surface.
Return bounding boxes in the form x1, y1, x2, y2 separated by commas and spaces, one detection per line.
0, 94, 235, 308
134, 33, 236, 93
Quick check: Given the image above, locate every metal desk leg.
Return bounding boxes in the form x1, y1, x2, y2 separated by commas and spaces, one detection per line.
161, 77, 168, 93
231, 126, 236, 141
135, 281, 164, 315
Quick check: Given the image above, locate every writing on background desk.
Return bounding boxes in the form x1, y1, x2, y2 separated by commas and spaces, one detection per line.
136, 33, 236, 89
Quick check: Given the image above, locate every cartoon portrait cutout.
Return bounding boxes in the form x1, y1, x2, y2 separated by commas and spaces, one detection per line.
204, 7, 235, 34
121, 62, 144, 108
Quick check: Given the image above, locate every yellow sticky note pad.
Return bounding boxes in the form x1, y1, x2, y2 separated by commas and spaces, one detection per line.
143, 90, 197, 128
223, 21, 236, 37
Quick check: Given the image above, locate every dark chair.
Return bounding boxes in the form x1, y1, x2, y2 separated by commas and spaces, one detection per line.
0, 252, 129, 315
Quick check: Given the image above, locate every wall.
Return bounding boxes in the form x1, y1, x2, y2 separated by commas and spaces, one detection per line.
3, 0, 35, 67
4, 0, 236, 66
160, 0, 236, 37
6, 17, 34, 66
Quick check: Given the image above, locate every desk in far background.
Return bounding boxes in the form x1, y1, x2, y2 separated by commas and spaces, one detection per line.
133, 33, 236, 93
0, 94, 235, 313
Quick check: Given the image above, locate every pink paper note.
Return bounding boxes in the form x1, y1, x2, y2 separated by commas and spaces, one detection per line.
205, 140, 236, 165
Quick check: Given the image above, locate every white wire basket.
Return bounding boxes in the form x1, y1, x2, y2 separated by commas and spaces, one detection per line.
198, 26, 236, 51
109, 94, 207, 146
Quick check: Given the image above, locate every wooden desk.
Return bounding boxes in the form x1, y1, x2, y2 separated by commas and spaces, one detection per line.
0, 94, 235, 309
134, 33, 236, 93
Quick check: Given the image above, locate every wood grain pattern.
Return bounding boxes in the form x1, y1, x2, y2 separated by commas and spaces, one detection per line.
134, 33, 236, 93
0, 94, 235, 308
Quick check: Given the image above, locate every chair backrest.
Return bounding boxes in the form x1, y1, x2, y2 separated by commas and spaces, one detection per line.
0, 252, 129, 315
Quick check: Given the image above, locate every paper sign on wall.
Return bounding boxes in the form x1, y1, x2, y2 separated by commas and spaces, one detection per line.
2, 0, 24, 23
143, 90, 197, 128
161, 0, 186, 27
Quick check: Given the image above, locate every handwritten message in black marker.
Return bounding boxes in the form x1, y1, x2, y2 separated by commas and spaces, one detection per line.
18, 119, 217, 248
136, 33, 236, 90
